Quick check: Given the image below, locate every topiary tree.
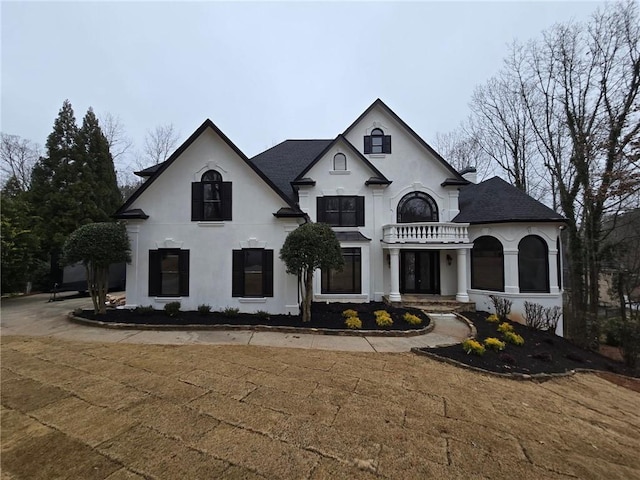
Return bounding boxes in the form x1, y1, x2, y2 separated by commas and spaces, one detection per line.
280, 222, 344, 322
62, 222, 131, 314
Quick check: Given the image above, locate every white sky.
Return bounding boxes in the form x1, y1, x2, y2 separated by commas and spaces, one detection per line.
1, 1, 603, 176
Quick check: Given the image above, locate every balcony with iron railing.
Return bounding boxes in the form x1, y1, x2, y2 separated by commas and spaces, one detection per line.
382, 222, 469, 244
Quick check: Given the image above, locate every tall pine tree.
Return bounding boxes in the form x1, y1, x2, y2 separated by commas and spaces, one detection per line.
29, 100, 122, 285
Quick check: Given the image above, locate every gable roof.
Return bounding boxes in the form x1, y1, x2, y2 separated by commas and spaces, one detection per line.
115, 119, 301, 218
454, 176, 565, 224
249, 140, 332, 203
343, 98, 468, 183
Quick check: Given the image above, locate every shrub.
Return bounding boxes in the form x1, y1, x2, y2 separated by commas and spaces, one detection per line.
620, 319, 640, 369
197, 304, 212, 315
222, 307, 240, 318
403, 312, 423, 326
484, 337, 506, 351
345, 316, 362, 329
164, 301, 181, 317
499, 353, 516, 365
524, 301, 546, 329
486, 313, 500, 323
497, 322, 514, 334
342, 309, 358, 319
135, 305, 154, 316
489, 295, 512, 321
73, 307, 84, 316
543, 306, 562, 332
503, 331, 525, 346
374, 310, 393, 327
462, 339, 486, 356
256, 310, 271, 320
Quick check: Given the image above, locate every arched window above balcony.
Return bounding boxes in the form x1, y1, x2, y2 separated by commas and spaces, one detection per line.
397, 192, 438, 223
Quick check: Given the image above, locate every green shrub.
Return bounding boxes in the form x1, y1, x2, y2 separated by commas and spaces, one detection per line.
403, 312, 423, 326
197, 304, 212, 315
484, 337, 506, 351
503, 331, 525, 346
342, 309, 358, 319
374, 310, 393, 327
462, 339, 485, 356
603, 317, 623, 347
164, 301, 181, 317
497, 322, 514, 334
222, 307, 240, 318
73, 307, 84, 316
135, 305, 154, 316
256, 310, 270, 320
345, 316, 362, 329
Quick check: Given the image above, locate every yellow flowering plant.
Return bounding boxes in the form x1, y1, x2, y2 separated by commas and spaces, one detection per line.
503, 331, 525, 346
497, 322, 514, 334
374, 310, 393, 327
484, 337, 506, 351
462, 338, 486, 355
403, 312, 423, 326
342, 309, 358, 319
486, 314, 500, 323
345, 316, 362, 329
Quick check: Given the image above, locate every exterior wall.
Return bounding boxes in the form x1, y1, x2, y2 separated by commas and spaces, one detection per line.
467, 222, 564, 335
124, 128, 301, 314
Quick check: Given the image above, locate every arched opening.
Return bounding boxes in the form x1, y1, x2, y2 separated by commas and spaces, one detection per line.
333, 153, 346, 171
518, 235, 549, 293
201, 170, 222, 220
397, 192, 438, 223
471, 236, 504, 291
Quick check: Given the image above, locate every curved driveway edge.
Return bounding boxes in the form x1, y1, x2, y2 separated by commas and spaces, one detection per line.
1, 293, 472, 353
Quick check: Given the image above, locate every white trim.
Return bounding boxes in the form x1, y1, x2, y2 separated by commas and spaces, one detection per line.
238, 297, 267, 303
154, 297, 183, 303
197, 222, 225, 227
329, 170, 351, 175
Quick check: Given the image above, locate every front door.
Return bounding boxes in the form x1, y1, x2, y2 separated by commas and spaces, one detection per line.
401, 251, 440, 294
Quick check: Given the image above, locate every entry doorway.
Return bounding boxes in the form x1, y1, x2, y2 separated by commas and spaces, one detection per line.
400, 251, 440, 294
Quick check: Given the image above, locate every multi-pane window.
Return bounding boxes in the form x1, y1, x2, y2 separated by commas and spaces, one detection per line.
232, 249, 274, 297
322, 248, 361, 294
364, 128, 391, 154
317, 196, 364, 227
518, 235, 549, 293
148, 249, 189, 296
397, 192, 438, 223
191, 170, 232, 221
471, 236, 504, 291
333, 153, 347, 171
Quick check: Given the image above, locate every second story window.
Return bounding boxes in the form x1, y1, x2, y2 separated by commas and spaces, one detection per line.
333, 153, 347, 171
364, 128, 391, 154
317, 196, 365, 227
191, 170, 232, 221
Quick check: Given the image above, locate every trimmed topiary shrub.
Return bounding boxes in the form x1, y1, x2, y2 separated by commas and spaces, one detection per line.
164, 301, 181, 317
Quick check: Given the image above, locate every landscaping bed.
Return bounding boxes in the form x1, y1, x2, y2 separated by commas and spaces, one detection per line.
74, 301, 430, 332
417, 311, 639, 378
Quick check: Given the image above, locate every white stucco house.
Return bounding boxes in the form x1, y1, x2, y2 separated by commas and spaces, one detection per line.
115, 99, 565, 334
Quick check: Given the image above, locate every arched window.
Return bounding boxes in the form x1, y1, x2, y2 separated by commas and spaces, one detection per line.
191, 169, 232, 221
518, 235, 549, 293
397, 192, 438, 223
333, 153, 347, 171
201, 170, 222, 182
471, 236, 504, 291
364, 128, 391, 154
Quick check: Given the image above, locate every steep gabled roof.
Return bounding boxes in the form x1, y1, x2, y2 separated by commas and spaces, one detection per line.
115, 119, 301, 218
454, 176, 565, 224
343, 98, 467, 183
249, 140, 332, 203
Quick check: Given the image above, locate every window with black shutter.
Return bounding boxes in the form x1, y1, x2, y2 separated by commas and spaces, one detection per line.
317, 196, 365, 227
149, 249, 189, 296
191, 170, 232, 221
232, 249, 274, 297
364, 128, 391, 154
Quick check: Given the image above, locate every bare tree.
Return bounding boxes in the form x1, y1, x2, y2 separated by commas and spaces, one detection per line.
99, 112, 132, 162
143, 124, 179, 166
0, 133, 41, 191
434, 125, 492, 180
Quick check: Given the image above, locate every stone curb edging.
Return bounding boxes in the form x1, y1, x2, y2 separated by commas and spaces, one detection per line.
453, 312, 477, 339
68, 313, 435, 338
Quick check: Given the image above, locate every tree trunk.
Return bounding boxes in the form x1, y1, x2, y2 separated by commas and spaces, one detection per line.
97, 266, 108, 315
85, 263, 99, 314
302, 268, 314, 322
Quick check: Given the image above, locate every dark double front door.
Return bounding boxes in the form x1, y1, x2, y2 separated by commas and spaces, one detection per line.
400, 251, 440, 294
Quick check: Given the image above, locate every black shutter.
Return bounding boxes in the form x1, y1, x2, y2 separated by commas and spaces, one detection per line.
148, 250, 161, 296
263, 250, 274, 297
383, 135, 391, 153
232, 250, 244, 297
191, 183, 203, 221
364, 136, 372, 154
179, 250, 190, 296
221, 182, 232, 220
356, 196, 365, 226
316, 197, 326, 223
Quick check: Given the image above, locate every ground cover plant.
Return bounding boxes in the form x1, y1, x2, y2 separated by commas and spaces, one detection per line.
418, 311, 639, 377
75, 302, 430, 332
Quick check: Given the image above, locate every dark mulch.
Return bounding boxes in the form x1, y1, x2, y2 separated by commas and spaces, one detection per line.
418, 311, 638, 378
75, 302, 430, 332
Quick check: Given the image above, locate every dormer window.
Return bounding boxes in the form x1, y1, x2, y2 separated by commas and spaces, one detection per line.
364, 128, 391, 154
191, 169, 232, 221
333, 153, 347, 171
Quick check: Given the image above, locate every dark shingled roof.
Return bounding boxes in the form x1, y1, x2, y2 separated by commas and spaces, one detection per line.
334, 231, 371, 242
454, 176, 565, 224
134, 163, 165, 177
250, 140, 332, 202
113, 208, 149, 220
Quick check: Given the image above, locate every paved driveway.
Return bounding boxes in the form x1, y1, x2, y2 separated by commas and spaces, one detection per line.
0, 293, 470, 352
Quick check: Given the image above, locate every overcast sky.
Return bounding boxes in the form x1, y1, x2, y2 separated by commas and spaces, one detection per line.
2, 1, 604, 178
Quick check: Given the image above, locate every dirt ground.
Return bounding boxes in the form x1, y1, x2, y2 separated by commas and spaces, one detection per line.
2, 335, 639, 480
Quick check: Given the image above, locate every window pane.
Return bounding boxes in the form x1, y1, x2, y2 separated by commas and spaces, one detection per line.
398, 192, 438, 223
204, 201, 221, 220
322, 248, 361, 293
160, 252, 180, 295
161, 273, 180, 295
244, 250, 263, 296
472, 237, 504, 291
202, 170, 222, 182
334, 153, 346, 171
518, 236, 549, 293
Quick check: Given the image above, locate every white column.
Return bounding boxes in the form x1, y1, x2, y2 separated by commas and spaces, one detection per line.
125, 224, 140, 307
372, 189, 385, 301
549, 248, 560, 294
389, 248, 401, 302
503, 249, 519, 293
456, 248, 469, 302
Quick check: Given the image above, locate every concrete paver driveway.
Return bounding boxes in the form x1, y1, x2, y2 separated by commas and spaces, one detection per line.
2, 294, 639, 479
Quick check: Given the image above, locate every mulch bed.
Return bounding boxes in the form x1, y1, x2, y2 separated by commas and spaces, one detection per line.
417, 311, 638, 378
75, 302, 430, 332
